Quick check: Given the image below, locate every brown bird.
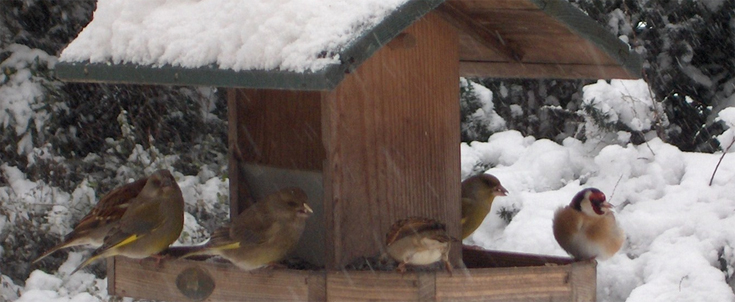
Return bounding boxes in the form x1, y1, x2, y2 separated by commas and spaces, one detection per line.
461, 174, 508, 239
385, 217, 458, 274
181, 187, 312, 271
34, 176, 148, 263
71, 169, 185, 274
552, 188, 624, 261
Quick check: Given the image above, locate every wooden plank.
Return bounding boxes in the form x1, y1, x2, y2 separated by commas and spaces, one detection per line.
322, 12, 461, 270
108, 252, 595, 301
462, 247, 574, 268
570, 261, 597, 302
459, 61, 638, 80
233, 89, 324, 171
417, 272, 436, 302
436, 266, 573, 302
455, 9, 621, 65
308, 271, 327, 302
529, 0, 641, 77
448, 0, 540, 10
326, 271, 420, 301
106, 257, 116, 299
436, 2, 523, 62
227, 88, 251, 219
111, 257, 312, 302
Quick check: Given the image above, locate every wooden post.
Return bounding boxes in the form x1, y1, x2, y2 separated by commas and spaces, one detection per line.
322, 12, 461, 269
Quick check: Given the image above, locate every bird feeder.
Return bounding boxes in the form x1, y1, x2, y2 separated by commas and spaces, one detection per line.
56, 0, 640, 301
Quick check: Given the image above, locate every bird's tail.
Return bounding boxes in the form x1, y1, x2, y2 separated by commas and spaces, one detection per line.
178, 242, 240, 259
70, 253, 103, 275
33, 242, 73, 264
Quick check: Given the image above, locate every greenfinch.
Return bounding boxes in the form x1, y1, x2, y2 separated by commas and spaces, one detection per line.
34, 176, 148, 263
553, 188, 624, 260
182, 187, 312, 271
71, 169, 184, 274
461, 174, 508, 239
385, 217, 458, 274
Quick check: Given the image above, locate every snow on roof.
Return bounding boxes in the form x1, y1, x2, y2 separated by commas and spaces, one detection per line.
59, 0, 408, 73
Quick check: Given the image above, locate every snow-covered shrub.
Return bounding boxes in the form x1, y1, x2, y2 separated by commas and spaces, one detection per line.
581, 79, 667, 146
460, 78, 506, 143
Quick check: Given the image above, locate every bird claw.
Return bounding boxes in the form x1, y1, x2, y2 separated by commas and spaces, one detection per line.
443, 260, 453, 277
396, 262, 407, 274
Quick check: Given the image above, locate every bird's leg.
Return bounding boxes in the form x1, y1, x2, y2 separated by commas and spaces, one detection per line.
141, 254, 169, 268
396, 262, 407, 274
442, 252, 453, 277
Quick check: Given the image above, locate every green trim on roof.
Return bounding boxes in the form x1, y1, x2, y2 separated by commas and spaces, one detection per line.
55, 0, 445, 89
529, 0, 642, 78
55, 0, 641, 87
55, 62, 342, 90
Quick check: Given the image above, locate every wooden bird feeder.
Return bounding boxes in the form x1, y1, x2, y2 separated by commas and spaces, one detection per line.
56, 0, 640, 301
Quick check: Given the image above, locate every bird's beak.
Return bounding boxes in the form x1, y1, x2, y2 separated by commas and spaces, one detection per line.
601, 202, 613, 209
496, 186, 509, 197
299, 203, 314, 216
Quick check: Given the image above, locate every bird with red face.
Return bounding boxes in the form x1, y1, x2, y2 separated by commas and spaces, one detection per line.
552, 188, 624, 261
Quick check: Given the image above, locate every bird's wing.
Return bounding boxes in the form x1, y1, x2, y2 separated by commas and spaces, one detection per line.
460, 198, 475, 225
386, 217, 447, 245
229, 202, 271, 245
65, 178, 147, 241
94, 196, 165, 254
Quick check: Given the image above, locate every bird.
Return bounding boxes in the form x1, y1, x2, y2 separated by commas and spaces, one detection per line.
180, 187, 312, 271
71, 169, 185, 274
461, 174, 508, 239
552, 188, 624, 261
34, 176, 148, 263
385, 217, 458, 274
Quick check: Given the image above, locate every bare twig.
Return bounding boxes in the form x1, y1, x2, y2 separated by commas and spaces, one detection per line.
709, 138, 735, 186
609, 174, 624, 206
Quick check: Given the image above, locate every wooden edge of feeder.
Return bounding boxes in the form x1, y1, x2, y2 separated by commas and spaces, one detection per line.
461, 245, 575, 268
108, 250, 596, 302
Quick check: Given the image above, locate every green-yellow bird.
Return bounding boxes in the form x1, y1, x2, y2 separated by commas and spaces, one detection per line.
34, 176, 147, 263
71, 169, 184, 274
461, 174, 508, 239
182, 187, 312, 271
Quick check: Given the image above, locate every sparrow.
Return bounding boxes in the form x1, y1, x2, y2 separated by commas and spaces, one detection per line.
552, 188, 624, 261
385, 217, 458, 274
34, 176, 148, 263
181, 187, 312, 271
461, 174, 508, 239
71, 169, 185, 274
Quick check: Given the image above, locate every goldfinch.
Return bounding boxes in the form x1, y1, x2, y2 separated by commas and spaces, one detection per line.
34, 176, 148, 263
461, 174, 508, 239
552, 188, 624, 260
182, 187, 312, 271
385, 217, 458, 274
71, 169, 184, 274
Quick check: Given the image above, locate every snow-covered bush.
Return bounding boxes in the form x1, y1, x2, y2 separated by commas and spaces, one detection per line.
0, 0, 231, 285
581, 79, 667, 146
460, 78, 506, 142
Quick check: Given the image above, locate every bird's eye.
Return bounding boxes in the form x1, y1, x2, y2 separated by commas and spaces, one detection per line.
287, 201, 299, 208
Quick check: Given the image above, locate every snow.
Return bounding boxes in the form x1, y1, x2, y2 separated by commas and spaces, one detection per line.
1, 78, 732, 301
60, 0, 408, 73
463, 133, 735, 302
0, 44, 56, 155
583, 79, 661, 133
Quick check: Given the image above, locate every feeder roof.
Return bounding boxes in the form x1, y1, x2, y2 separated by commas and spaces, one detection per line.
56, 0, 641, 90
